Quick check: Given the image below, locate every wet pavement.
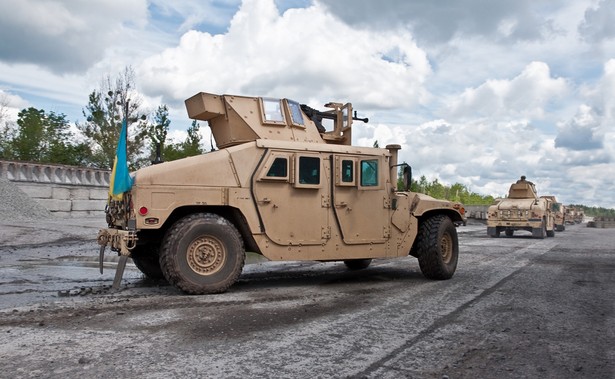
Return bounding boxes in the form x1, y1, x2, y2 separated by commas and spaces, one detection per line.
0, 218, 613, 378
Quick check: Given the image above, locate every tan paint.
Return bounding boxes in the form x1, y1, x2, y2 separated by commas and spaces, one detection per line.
101, 92, 464, 263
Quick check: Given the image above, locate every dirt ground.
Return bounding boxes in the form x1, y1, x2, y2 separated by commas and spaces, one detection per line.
0, 218, 613, 378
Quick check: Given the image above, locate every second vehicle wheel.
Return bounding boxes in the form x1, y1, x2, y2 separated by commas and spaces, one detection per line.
415, 215, 459, 280
130, 244, 165, 280
343, 259, 372, 270
160, 213, 245, 294
505, 229, 514, 237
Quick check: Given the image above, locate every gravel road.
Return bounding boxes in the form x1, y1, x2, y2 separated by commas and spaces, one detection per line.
0, 219, 613, 378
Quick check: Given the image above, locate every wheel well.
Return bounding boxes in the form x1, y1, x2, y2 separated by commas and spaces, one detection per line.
418, 209, 463, 225
147, 206, 261, 254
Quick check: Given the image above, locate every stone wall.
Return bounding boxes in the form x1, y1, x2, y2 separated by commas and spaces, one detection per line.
0, 160, 110, 218
464, 205, 489, 220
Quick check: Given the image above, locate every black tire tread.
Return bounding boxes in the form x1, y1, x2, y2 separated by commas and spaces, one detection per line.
160, 213, 245, 294
343, 259, 372, 270
416, 215, 458, 280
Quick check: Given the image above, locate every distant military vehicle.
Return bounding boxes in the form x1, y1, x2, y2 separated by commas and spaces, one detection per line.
565, 206, 584, 224
541, 196, 565, 231
97, 92, 466, 294
487, 176, 555, 238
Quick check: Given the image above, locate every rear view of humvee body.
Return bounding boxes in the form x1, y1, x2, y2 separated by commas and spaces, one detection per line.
541, 196, 565, 231
98, 92, 465, 294
487, 176, 555, 238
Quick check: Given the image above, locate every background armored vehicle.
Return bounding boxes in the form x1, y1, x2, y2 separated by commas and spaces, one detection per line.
541, 196, 565, 231
487, 176, 555, 238
565, 206, 584, 224
98, 92, 465, 294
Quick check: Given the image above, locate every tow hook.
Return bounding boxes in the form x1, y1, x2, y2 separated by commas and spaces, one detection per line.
96, 229, 138, 290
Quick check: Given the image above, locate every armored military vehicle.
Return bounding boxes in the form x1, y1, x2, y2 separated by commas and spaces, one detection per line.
487, 176, 555, 238
97, 92, 466, 294
566, 206, 585, 224
541, 196, 565, 231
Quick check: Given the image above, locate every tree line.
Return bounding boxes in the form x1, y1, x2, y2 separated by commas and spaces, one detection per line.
0, 67, 204, 170
400, 174, 496, 205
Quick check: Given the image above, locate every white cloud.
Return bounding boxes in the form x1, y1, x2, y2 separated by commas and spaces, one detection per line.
578, 0, 615, 43
447, 61, 568, 120
0, 0, 149, 73
138, 0, 431, 110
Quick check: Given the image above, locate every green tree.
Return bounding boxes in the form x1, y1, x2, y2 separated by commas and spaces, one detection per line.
147, 105, 170, 163
78, 66, 148, 169
1, 107, 90, 165
182, 120, 203, 156
161, 120, 204, 162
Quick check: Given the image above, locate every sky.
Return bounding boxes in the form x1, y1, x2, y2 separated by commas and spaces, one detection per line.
0, 0, 614, 208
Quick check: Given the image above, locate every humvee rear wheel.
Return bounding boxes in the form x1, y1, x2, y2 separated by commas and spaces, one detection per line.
505, 229, 514, 237
160, 213, 245, 294
131, 244, 165, 280
416, 215, 459, 280
344, 259, 372, 270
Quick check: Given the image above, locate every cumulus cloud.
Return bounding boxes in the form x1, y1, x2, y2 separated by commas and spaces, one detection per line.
446, 61, 568, 120
555, 105, 603, 150
138, 0, 431, 110
317, 0, 557, 44
578, 0, 615, 43
0, 0, 148, 73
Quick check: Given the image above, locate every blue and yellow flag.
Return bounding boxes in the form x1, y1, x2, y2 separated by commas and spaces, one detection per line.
108, 118, 133, 201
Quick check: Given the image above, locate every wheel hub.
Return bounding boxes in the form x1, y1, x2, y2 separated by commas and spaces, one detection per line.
187, 236, 225, 275
440, 234, 453, 264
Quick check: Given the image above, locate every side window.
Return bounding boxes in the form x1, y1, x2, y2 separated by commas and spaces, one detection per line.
260, 98, 286, 125
360, 159, 378, 187
286, 100, 305, 127
298, 156, 320, 185
342, 160, 354, 183
266, 157, 288, 178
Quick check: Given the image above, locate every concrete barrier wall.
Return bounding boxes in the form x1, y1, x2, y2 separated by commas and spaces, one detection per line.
0, 160, 110, 218
465, 205, 489, 220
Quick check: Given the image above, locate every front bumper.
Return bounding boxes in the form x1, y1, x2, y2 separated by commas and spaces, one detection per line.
97, 228, 138, 256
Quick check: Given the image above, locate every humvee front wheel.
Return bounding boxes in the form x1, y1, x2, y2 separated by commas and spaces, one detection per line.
160, 213, 245, 294
416, 215, 459, 280
505, 229, 514, 237
344, 259, 372, 270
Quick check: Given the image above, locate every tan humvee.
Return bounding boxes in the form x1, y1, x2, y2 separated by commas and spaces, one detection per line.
565, 206, 584, 224
97, 92, 466, 294
487, 176, 555, 238
541, 196, 565, 231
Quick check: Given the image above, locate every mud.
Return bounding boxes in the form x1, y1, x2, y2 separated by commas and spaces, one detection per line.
0, 219, 613, 378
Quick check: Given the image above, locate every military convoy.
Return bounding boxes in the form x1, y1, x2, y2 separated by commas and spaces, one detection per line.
487, 176, 556, 238
97, 92, 466, 294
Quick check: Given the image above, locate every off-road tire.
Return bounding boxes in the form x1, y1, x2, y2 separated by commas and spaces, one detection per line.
505, 229, 514, 237
416, 215, 459, 280
160, 213, 245, 294
343, 259, 372, 270
131, 244, 165, 280
487, 227, 500, 238
546, 229, 555, 237
532, 221, 547, 239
